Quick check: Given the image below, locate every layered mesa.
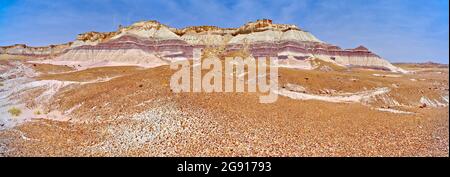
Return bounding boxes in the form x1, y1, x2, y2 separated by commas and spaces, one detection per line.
0, 19, 406, 73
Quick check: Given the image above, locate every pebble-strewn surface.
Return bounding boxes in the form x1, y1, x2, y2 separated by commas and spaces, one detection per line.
0, 61, 448, 156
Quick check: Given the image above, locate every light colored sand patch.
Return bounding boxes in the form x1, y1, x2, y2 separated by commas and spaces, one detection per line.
374, 93, 401, 106
420, 96, 448, 107
372, 74, 403, 78
0, 103, 69, 130
0, 61, 113, 129
275, 85, 390, 103
376, 108, 415, 114
442, 95, 449, 104
21, 80, 77, 102
1, 62, 39, 129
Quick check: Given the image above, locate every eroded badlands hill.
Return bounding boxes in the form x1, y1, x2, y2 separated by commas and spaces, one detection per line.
0, 19, 447, 157
1, 19, 405, 72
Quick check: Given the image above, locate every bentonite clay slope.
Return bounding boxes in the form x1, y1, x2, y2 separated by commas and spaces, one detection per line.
1, 19, 406, 73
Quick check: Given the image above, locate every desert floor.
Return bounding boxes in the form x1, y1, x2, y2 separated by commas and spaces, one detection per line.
0, 59, 448, 156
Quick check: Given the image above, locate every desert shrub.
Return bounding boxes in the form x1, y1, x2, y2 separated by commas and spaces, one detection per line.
8, 107, 21, 117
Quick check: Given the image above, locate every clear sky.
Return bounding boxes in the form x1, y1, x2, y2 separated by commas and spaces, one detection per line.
0, 0, 448, 63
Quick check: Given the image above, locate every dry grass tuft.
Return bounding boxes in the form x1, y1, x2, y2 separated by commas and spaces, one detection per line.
8, 107, 22, 117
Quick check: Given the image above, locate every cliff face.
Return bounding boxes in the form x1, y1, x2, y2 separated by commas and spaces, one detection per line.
0, 19, 406, 73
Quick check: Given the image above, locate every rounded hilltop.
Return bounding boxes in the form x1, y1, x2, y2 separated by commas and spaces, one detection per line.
124, 20, 169, 31
233, 19, 302, 35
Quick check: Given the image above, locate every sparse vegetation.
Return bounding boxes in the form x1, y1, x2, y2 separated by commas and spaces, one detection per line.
8, 107, 22, 117
0, 82, 4, 87
34, 110, 41, 115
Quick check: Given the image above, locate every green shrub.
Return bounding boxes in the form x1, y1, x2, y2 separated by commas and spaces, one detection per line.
8, 107, 21, 117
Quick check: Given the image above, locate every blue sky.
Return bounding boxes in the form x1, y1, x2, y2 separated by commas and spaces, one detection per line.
0, 0, 448, 63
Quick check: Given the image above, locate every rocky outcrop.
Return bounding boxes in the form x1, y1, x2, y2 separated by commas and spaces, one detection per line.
71, 31, 118, 47
1, 19, 406, 72
112, 20, 180, 40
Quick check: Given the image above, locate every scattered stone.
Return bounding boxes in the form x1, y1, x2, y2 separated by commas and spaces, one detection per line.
284, 83, 307, 93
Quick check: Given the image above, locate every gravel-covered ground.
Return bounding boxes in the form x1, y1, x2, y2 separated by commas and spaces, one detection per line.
0, 60, 448, 156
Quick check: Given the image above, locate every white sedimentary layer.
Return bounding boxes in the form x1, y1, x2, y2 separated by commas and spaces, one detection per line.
274, 51, 407, 74
113, 24, 180, 40
275, 86, 390, 103
229, 30, 282, 44
54, 49, 168, 68
420, 96, 448, 107
314, 54, 408, 73
0, 62, 61, 129
180, 34, 229, 45
0, 61, 127, 129
278, 51, 309, 56
280, 30, 322, 43
376, 108, 414, 114
228, 30, 322, 44
442, 95, 449, 104
275, 58, 314, 70
70, 40, 100, 48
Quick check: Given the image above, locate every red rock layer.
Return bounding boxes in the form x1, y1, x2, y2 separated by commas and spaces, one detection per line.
69, 35, 379, 61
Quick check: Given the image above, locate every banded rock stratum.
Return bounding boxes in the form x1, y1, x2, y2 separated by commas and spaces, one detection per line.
0, 19, 406, 73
